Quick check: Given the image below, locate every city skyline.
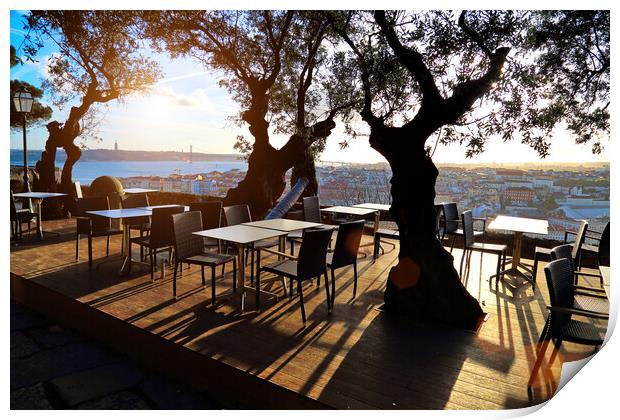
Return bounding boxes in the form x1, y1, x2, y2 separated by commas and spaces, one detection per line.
10, 10, 609, 165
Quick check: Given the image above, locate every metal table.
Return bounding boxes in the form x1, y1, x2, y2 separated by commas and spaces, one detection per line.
138, 205, 190, 212
13, 192, 67, 239
86, 208, 154, 275
322, 206, 379, 250
193, 225, 287, 311
487, 215, 549, 288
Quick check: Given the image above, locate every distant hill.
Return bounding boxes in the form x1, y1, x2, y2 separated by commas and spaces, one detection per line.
10, 149, 243, 163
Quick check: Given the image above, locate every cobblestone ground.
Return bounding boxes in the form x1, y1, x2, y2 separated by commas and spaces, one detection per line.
10, 300, 224, 410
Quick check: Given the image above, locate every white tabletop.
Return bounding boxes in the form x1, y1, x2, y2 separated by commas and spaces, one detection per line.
242, 218, 325, 232
86, 208, 153, 219
13, 192, 67, 199
321, 206, 377, 216
353, 203, 391, 212
138, 205, 189, 212
124, 188, 157, 194
193, 224, 285, 244
487, 215, 549, 235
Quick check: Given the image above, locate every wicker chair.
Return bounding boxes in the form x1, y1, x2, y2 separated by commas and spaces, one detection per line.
130, 206, 184, 279
121, 193, 151, 260
75, 196, 123, 267
442, 202, 485, 253
256, 228, 333, 324
10, 190, 37, 240
527, 258, 607, 394
327, 220, 364, 306
171, 211, 236, 302
460, 210, 507, 287
189, 201, 222, 250
550, 245, 608, 314
532, 220, 588, 287
288, 196, 322, 253
578, 222, 610, 269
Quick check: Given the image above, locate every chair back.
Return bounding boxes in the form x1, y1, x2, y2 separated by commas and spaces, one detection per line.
544, 258, 576, 336
121, 193, 150, 226
442, 202, 459, 233
297, 228, 333, 280
550, 244, 573, 267
149, 206, 185, 248
172, 211, 205, 261
10, 190, 19, 221
223, 204, 251, 226
461, 210, 475, 248
303, 196, 321, 223
598, 222, 610, 267
76, 196, 111, 231
434, 204, 443, 237
74, 181, 83, 199
331, 220, 365, 269
571, 221, 589, 261
189, 201, 222, 230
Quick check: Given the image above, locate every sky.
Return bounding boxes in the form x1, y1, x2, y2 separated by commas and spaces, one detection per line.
9, 9, 610, 165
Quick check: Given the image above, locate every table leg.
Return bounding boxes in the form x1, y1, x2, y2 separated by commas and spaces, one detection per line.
119, 222, 132, 275
512, 232, 523, 269
34, 199, 43, 239
238, 244, 246, 312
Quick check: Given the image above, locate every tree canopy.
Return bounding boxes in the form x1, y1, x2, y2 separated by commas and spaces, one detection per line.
10, 45, 53, 129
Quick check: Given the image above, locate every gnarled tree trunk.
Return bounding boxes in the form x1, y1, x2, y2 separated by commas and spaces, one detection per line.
382, 143, 484, 329
291, 148, 318, 198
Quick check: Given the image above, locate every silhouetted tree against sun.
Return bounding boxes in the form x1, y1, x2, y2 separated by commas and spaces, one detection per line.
23, 11, 160, 214
330, 10, 609, 329
143, 11, 357, 214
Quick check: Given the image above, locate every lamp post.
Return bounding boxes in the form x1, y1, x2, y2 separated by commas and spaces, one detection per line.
13, 89, 34, 192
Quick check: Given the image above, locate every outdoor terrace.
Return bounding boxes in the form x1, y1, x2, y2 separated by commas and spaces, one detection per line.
10, 218, 607, 409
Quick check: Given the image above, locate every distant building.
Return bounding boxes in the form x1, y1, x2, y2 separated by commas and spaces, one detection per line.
114, 141, 118, 151
503, 187, 535, 207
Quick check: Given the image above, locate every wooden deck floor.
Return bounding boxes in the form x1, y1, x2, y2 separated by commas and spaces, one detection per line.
9, 219, 608, 409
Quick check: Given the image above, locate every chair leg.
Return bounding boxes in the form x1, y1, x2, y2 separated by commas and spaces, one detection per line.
324, 271, 331, 312
250, 248, 254, 287
88, 235, 93, 268
331, 267, 336, 308
255, 266, 261, 311
298, 279, 306, 324
211, 265, 216, 305
450, 235, 456, 253
532, 253, 540, 286
459, 248, 466, 278
106, 235, 110, 256
150, 249, 154, 280
373, 234, 379, 262
231, 258, 237, 293
353, 261, 358, 298
173, 261, 178, 299
75, 233, 80, 260
201, 266, 206, 288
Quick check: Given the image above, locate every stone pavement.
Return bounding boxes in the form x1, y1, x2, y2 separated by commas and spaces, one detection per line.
10, 299, 224, 409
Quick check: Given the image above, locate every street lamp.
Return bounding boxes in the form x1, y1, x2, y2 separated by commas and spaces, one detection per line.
13, 89, 34, 192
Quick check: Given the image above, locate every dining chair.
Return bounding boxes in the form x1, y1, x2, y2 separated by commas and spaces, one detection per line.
288, 196, 322, 253
75, 196, 123, 267
460, 210, 507, 287
550, 244, 608, 311
130, 206, 185, 279
577, 222, 610, 269
121, 193, 151, 260
532, 220, 588, 287
442, 202, 485, 252
171, 211, 236, 302
189, 201, 223, 251
327, 220, 365, 306
527, 258, 606, 394
10, 190, 37, 240
255, 228, 333, 324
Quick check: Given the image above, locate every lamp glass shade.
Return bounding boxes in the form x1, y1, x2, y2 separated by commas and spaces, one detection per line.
13, 90, 34, 113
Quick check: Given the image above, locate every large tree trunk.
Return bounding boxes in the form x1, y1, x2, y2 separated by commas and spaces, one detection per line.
383, 147, 484, 330
290, 148, 318, 198
33, 122, 66, 219
60, 142, 82, 214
